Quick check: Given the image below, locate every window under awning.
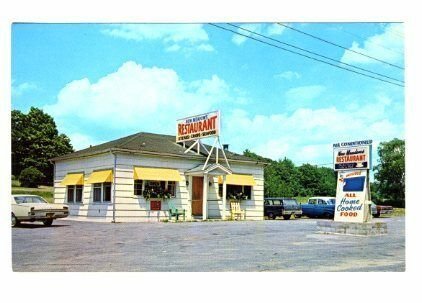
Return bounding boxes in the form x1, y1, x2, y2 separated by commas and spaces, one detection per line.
218, 174, 256, 186
133, 167, 181, 182
86, 170, 113, 184
60, 173, 84, 186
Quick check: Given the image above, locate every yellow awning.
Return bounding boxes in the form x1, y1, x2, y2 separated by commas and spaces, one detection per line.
86, 170, 113, 184
134, 167, 181, 181
60, 173, 84, 186
218, 174, 256, 186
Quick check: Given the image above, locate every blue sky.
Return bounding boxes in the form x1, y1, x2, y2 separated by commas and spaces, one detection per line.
11, 22, 404, 167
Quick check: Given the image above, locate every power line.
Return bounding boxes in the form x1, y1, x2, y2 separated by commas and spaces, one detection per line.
277, 23, 404, 70
208, 23, 404, 88
227, 23, 404, 84
341, 28, 404, 56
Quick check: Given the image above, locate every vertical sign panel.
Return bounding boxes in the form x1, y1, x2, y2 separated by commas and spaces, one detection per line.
334, 170, 368, 223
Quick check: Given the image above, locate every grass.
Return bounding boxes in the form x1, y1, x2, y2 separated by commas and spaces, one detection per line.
12, 181, 54, 203
391, 207, 405, 217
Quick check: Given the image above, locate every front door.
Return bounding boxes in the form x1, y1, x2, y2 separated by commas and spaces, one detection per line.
191, 176, 204, 216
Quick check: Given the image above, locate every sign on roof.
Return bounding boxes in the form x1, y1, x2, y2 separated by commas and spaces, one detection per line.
176, 111, 220, 142
333, 140, 372, 171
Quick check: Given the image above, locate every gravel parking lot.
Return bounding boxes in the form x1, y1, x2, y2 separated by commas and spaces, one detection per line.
12, 216, 405, 272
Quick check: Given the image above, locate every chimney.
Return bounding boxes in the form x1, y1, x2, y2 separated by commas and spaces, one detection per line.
223, 144, 229, 151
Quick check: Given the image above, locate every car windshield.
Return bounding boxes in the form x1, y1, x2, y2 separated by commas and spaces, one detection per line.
283, 199, 298, 206
14, 196, 48, 204
328, 199, 336, 205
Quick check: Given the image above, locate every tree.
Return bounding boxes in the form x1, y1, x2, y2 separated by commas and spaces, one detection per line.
12, 107, 74, 185
373, 138, 405, 206
19, 166, 45, 188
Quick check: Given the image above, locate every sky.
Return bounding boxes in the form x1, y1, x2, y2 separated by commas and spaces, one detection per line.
11, 22, 405, 168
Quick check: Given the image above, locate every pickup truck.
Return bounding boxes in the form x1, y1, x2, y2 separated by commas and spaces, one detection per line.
301, 197, 336, 219
371, 202, 393, 218
264, 197, 303, 220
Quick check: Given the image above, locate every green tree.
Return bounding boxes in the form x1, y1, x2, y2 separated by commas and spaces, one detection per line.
297, 164, 320, 196
374, 138, 405, 206
12, 107, 74, 185
316, 167, 337, 196
19, 166, 45, 188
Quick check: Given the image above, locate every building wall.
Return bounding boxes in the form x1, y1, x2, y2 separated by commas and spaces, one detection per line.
54, 152, 264, 222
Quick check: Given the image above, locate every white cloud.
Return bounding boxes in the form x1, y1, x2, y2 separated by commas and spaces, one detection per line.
231, 23, 284, 45
223, 94, 403, 165
12, 82, 37, 97
102, 24, 213, 52
266, 23, 285, 36
45, 61, 243, 137
274, 71, 301, 80
341, 23, 404, 65
284, 85, 326, 110
67, 133, 100, 151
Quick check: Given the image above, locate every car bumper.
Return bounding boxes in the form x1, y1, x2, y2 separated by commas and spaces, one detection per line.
20, 211, 69, 221
282, 210, 303, 216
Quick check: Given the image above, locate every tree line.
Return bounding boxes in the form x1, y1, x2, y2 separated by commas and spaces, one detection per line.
243, 150, 337, 198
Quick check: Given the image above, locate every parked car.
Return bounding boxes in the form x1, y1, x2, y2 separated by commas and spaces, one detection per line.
301, 197, 336, 218
11, 195, 69, 227
370, 202, 393, 218
264, 197, 303, 220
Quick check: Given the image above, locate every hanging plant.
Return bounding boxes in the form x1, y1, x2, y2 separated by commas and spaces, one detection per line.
229, 192, 248, 201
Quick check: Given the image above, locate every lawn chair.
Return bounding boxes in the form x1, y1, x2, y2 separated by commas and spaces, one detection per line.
168, 200, 186, 221
230, 200, 246, 220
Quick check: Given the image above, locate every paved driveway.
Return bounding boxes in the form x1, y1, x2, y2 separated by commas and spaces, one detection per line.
12, 216, 405, 272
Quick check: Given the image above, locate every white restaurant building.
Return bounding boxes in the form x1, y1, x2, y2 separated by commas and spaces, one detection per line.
51, 132, 265, 222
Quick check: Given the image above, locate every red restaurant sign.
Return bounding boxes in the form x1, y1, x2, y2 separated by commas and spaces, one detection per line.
176, 111, 220, 142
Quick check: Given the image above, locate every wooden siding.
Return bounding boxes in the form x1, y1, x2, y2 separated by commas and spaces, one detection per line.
54, 152, 264, 222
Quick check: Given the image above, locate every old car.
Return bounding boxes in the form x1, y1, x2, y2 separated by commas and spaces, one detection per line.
264, 197, 303, 220
301, 196, 336, 218
371, 202, 393, 218
11, 195, 69, 227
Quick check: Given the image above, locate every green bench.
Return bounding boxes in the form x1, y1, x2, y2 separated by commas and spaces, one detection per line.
168, 201, 186, 221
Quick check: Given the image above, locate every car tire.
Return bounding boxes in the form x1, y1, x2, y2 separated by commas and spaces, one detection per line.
373, 214, 380, 218
283, 215, 291, 220
268, 213, 276, 220
323, 212, 332, 219
295, 214, 302, 218
43, 219, 53, 226
11, 213, 19, 227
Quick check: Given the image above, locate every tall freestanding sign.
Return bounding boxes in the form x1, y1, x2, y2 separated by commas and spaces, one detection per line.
333, 140, 373, 223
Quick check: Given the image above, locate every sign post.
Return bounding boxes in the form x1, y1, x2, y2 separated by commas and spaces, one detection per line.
333, 140, 372, 223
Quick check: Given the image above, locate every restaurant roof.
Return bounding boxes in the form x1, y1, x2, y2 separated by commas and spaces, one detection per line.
51, 132, 266, 165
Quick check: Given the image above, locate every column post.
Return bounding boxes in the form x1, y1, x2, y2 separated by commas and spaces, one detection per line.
202, 173, 208, 220
222, 175, 227, 220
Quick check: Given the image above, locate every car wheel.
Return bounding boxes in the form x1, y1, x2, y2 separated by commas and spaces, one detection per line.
295, 214, 302, 218
11, 213, 19, 227
323, 212, 332, 219
283, 215, 291, 220
268, 213, 276, 220
373, 214, 380, 218
43, 219, 53, 226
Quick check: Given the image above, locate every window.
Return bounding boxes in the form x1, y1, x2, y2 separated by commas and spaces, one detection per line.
75, 185, 83, 202
308, 199, 317, 205
67, 185, 84, 203
93, 183, 102, 202
135, 180, 176, 198
93, 182, 112, 202
219, 184, 252, 199
134, 180, 143, 195
167, 181, 176, 197
67, 186, 75, 203
103, 183, 112, 202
